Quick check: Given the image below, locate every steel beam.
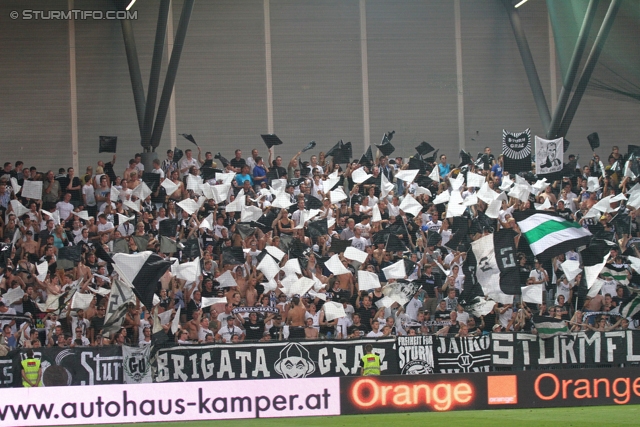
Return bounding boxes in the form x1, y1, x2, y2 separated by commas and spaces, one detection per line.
150, 0, 195, 150
557, 0, 621, 138
120, 18, 146, 138
141, 0, 171, 151
503, 0, 551, 131
546, 0, 599, 139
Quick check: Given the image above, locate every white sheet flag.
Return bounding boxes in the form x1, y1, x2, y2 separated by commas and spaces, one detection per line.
71, 292, 94, 311
352, 167, 372, 184
258, 254, 281, 281
380, 172, 395, 199
265, 246, 286, 262
395, 169, 419, 184
330, 187, 348, 204
202, 296, 228, 309
131, 182, 152, 200
382, 259, 406, 280
324, 254, 352, 275
521, 284, 544, 305
357, 270, 381, 291
344, 247, 368, 263
323, 301, 346, 321
466, 172, 485, 188
161, 179, 179, 196
21, 180, 42, 200
399, 195, 423, 217
216, 270, 238, 288
177, 198, 200, 216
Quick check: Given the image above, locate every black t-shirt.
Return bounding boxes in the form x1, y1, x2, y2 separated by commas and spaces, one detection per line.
356, 306, 376, 332
557, 208, 573, 222
347, 323, 367, 338
420, 274, 440, 298
434, 309, 451, 321
66, 177, 83, 202
269, 324, 283, 340
230, 158, 247, 170
90, 316, 105, 336
243, 320, 265, 341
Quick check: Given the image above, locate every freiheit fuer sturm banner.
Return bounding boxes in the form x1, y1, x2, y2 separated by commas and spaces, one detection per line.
397, 335, 491, 374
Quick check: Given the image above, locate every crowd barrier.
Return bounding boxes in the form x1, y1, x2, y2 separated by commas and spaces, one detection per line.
3, 331, 640, 388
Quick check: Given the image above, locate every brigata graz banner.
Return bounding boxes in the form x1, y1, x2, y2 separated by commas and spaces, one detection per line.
491, 331, 640, 369
397, 335, 492, 374
153, 338, 398, 383
0, 347, 123, 388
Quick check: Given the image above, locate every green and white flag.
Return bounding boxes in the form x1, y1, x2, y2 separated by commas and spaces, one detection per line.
601, 265, 630, 286
514, 211, 592, 262
535, 317, 570, 339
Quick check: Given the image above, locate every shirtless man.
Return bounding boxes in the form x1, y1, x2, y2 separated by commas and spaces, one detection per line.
186, 309, 202, 341
336, 259, 355, 293
168, 170, 187, 201
286, 295, 306, 339
304, 317, 319, 339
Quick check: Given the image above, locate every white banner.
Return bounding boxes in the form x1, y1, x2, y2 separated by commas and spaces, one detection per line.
0, 377, 340, 425
122, 345, 152, 384
535, 136, 563, 175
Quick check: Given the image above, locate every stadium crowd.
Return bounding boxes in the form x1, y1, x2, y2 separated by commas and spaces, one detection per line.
0, 136, 639, 350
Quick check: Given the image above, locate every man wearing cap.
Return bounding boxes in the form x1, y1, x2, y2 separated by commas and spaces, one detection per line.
360, 344, 381, 376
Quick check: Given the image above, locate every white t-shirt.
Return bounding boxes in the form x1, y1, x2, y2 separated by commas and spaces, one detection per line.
366, 330, 383, 338
98, 222, 115, 233
83, 184, 96, 206
349, 236, 370, 251
56, 201, 74, 221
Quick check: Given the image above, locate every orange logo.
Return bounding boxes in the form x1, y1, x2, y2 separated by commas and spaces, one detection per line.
487, 375, 518, 405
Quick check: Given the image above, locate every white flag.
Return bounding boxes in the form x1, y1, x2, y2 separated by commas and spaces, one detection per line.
344, 247, 368, 263
521, 284, 544, 305
352, 167, 372, 184
258, 254, 281, 281
399, 195, 422, 217
382, 260, 406, 280
322, 301, 346, 321
330, 187, 348, 204
357, 270, 381, 291
324, 254, 352, 275
216, 270, 238, 288
466, 172, 485, 188
202, 296, 228, 308
161, 179, 179, 196
395, 169, 419, 184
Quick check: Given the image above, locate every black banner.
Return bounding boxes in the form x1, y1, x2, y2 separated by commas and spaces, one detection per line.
491, 331, 640, 369
502, 128, 531, 174
434, 335, 492, 373
397, 335, 492, 375
153, 338, 398, 382
3, 347, 123, 388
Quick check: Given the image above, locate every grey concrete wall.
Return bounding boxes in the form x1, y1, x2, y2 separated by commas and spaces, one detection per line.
0, 0, 638, 175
